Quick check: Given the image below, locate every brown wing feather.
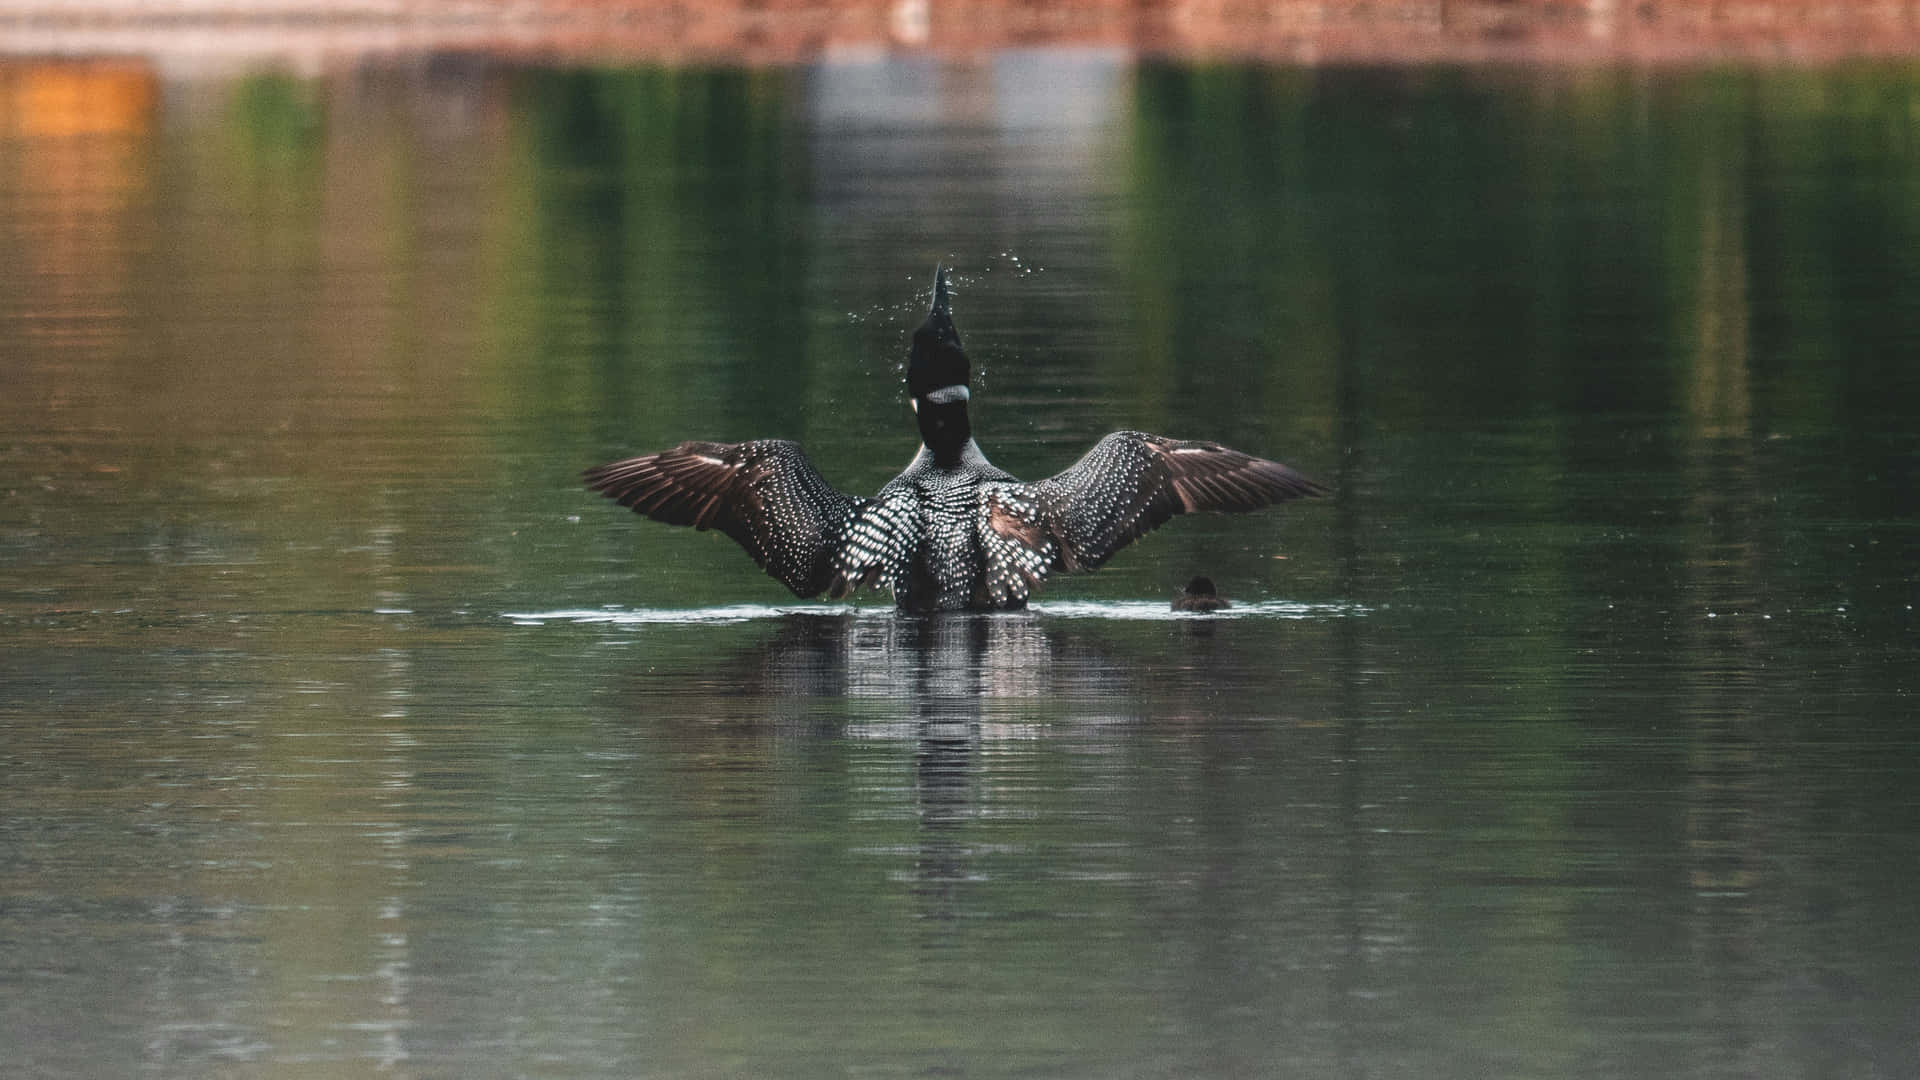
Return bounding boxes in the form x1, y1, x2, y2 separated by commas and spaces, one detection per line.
584, 440, 864, 598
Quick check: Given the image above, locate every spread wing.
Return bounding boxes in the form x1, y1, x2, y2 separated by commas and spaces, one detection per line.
1010, 431, 1328, 574
584, 440, 866, 598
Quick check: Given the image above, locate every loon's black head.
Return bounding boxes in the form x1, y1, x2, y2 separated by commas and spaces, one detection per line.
908, 266, 968, 397
908, 266, 972, 461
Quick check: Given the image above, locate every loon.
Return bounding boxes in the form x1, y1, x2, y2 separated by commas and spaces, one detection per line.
1172, 576, 1230, 612
584, 268, 1327, 612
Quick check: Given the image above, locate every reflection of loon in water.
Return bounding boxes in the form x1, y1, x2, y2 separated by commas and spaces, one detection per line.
712, 613, 1117, 721
586, 267, 1326, 612
621, 612, 1254, 928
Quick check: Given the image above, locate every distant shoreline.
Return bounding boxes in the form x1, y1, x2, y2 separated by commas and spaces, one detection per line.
3, 0, 1919, 69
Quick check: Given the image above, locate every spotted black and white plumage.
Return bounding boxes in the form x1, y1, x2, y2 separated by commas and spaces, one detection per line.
586, 267, 1327, 611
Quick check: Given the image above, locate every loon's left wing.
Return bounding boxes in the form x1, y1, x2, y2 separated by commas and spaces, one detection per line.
999, 431, 1326, 577
585, 440, 866, 598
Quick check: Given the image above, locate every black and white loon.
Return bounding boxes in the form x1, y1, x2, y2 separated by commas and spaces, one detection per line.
585, 268, 1326, 612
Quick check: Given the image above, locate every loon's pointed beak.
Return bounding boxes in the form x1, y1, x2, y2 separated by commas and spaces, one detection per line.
907, 263, 968, 400
930, 264, 951, 318
920, 265, 959, 347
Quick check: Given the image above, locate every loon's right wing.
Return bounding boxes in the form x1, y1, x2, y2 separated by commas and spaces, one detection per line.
1022, 431, 1327, 572
585, 440, 866, 598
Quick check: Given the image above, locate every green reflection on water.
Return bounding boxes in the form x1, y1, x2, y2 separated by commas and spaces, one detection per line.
1, 58, 1917, 1079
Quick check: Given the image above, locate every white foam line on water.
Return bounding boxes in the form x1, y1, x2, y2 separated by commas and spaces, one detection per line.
502, 604, 836, 626
503, 600, 1364, 626
1028, 599, 1366, 621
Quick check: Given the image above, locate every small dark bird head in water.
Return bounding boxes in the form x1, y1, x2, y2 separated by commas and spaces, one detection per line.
1173, 575, 1230, 612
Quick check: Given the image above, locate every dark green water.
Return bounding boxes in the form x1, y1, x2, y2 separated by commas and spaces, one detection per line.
3, 57, 1917, 1078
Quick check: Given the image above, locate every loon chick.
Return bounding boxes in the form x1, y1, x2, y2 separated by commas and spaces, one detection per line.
584, 268, 1327, 612
1172, 576, 1230, 612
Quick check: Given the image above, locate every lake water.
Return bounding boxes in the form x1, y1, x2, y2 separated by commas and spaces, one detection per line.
3, 56, 1918, 1078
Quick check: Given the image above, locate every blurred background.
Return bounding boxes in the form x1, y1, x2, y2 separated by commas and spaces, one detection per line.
3, 4, 1918, 1079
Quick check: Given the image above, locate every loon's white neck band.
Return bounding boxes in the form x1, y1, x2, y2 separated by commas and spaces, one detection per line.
920, 384, 970, 405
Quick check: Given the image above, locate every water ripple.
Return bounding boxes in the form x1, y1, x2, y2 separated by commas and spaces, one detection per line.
502, 599, 1363, 626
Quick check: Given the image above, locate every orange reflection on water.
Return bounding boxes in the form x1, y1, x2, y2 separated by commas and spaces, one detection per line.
0, 59, 156, 136
0, 60, 155, 376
